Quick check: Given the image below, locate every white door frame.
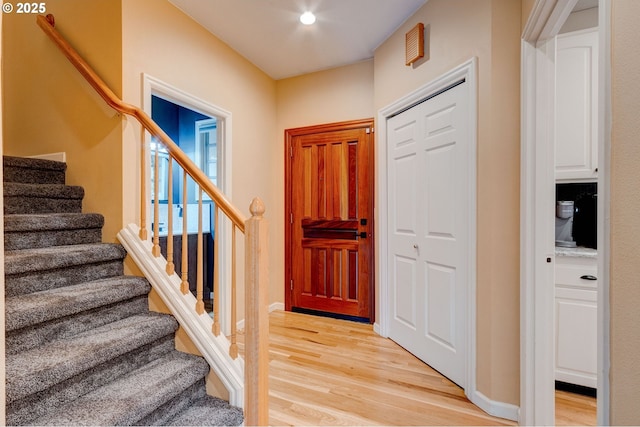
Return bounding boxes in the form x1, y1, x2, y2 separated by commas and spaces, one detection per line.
142, 74, 235, 335
520, 0, 611, 424
376, 58, 504, 418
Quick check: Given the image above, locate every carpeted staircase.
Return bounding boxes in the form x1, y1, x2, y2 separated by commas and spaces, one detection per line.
3, 155, 244, 426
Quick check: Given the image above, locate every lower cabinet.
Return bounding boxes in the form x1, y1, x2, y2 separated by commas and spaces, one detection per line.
555, 255, 597, 388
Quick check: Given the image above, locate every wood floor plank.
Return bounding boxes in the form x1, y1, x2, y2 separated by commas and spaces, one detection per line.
555, 389, 597, 426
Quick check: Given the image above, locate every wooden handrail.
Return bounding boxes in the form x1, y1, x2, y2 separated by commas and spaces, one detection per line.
39, 14, 270, 424
36, 14, 246, 232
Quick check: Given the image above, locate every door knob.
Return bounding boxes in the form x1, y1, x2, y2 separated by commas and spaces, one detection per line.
413, 244, 419, 249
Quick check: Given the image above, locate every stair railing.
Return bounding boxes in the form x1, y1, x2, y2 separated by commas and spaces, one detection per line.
37, 14, 269, 425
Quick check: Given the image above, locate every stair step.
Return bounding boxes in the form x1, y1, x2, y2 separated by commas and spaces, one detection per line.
3, 155, 66, 184
4, 213, 104, 250
165, 394, 244, 426
5, 313, 179, 404
6, 334, 177, 426
4, 182, 84, 214
5, 276, 151, 332
5, 243, 127, 296
6, 296, 149, 355
29, 351, 210, 426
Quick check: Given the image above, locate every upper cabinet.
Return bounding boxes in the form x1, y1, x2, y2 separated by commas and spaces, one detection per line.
555, 29, 599, 182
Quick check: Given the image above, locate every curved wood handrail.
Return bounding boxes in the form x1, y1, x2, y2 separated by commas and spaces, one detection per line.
36, 14, 246, 231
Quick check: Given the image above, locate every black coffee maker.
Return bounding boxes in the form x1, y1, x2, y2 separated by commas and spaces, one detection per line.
573, 191, 597, 249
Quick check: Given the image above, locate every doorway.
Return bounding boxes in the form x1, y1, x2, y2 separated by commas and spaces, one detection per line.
377, 58, 479, 409
149, 95, 217, 301
284, 119, 375, 322
142, 74, 234, 334
520, 0, 610, 425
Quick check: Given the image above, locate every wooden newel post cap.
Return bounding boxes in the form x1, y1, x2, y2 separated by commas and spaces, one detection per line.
249, 197, 265, 218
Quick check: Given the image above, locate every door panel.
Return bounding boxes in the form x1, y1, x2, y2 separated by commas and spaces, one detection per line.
394, 255, 417, 329
286, 120, 373, 320
388, 82, 469, 388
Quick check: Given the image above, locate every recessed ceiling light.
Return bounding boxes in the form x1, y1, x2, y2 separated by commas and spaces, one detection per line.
300, 11, 316, 25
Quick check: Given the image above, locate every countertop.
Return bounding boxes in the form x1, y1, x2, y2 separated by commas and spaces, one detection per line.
555, 246, 597, 259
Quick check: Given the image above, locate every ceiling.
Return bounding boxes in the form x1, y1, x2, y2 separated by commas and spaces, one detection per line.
168, 0, 427, 80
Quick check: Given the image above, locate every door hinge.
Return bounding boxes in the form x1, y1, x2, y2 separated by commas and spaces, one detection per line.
290, 213, 293, 224
290, 279, 294, 291
366, 127, 371, 134
289, 145, 293, 157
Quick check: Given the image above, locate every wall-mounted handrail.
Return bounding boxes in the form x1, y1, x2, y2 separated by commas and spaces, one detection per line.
36, 14, 246, 232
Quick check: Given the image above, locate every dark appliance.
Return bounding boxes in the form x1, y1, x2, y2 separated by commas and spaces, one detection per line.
555, 182, 597, 249
573, 191, 597, 249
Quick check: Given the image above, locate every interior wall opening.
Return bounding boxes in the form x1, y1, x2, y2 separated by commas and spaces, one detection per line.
142, 74, 234, 334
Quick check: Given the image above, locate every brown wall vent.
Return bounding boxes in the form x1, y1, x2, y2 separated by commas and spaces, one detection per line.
405, 23, 425, 66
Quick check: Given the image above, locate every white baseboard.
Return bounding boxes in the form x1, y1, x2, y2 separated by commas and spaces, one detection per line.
236, 302, 284, 330
269, 302, 284, 312
373, 322, 384, 337
468, 390, 520, 422
28, 152, 66, 162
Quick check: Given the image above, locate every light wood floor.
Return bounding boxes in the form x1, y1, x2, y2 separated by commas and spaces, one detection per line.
240, 310, 515, 426
240, 310, 597, 425
555, 389, 597, 426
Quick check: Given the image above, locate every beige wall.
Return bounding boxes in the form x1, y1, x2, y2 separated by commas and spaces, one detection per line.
121, 0, 279, 308
610, 0, 640, 423
276, 60, 375, 129
374, 0, 521, 404
2, 0, 124, 242
275, 60, 375, 304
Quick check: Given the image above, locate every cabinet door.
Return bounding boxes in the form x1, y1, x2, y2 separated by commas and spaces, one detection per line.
555, 287, 597, 388
555, 256, 598, 388
555, 29, 598, 181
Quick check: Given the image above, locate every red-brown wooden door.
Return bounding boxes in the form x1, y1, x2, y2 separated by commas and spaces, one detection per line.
285, 119, 374, 321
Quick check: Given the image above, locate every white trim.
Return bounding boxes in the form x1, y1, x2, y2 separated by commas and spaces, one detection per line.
520, 0, 611, 424
118, 224, 245, 408
141, 74, 234, 336
471, 391, 520, 422
269, 302, 285, 312
373, 322, 382, 336
377, 57, 481, 411
596, 1, 611, 424
520, 35, 557, 426
236, 302, 284, 330
27, 152, 66, 162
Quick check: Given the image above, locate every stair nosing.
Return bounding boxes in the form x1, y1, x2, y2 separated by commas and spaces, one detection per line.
5, 276, 151, 331
4, 213, 104, 232
3, 155, 67, 171
4, 243, 127, 275
3, 182, 84, 199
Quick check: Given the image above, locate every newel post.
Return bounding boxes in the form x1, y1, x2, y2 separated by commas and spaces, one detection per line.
244, 197, 269, 426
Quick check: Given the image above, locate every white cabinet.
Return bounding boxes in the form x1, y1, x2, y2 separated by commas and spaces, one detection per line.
555, 255, 597, 388
555, 29, 598, 181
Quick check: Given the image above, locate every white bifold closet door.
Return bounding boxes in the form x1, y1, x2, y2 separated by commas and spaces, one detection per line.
387, 81, 470, 388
